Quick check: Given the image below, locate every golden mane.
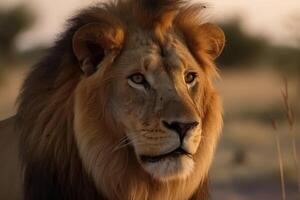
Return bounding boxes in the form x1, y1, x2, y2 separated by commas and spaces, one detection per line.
16, 0, 223, 199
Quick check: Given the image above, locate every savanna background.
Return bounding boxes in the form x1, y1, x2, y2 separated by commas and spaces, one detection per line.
0, 0, 299, 199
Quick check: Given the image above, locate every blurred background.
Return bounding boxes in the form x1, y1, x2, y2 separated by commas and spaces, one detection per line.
0, 0, 299, 199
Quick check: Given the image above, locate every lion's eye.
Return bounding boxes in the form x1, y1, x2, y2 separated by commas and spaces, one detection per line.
185, 72, 197, 84
128, 73, 146, 84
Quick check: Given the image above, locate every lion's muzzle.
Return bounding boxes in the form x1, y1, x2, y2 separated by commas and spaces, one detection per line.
162, 121, 199, 142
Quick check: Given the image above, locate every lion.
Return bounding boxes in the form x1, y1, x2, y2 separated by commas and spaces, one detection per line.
0, 0, 225, 199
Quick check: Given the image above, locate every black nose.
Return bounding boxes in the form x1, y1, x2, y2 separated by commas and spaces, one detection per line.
162, 121, 199, 141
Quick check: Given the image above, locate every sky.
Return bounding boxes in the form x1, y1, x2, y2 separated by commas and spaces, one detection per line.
1, 0, 300, 49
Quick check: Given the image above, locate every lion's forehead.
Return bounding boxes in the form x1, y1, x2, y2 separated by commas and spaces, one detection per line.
120, 36, 195, 73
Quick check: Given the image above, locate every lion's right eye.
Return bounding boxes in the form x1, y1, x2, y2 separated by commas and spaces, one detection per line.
185, 72, 197, 84
128, 73, 146, 85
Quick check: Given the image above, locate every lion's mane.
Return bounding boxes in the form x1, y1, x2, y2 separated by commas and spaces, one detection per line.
16, 0, 223, 199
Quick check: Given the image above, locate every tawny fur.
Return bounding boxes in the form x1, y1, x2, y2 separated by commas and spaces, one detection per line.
0, 0, 224, 199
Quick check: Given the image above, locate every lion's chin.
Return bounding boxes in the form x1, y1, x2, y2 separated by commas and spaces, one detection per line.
141, 155, 194, 181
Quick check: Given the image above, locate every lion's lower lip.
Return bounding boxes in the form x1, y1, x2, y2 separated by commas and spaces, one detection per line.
140, 148, 192, 163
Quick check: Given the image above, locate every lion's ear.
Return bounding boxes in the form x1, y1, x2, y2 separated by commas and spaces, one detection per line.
194, 23, 225, 60
197, 23, 225, 59
72, 22, 124, 76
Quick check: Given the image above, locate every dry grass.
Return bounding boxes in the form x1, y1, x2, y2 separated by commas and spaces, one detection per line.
269, 78, 299, 200
271, 119, 287, 200
282, 78, 300, 194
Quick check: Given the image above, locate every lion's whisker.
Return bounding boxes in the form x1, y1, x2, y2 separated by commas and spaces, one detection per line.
114, 141, 147, 152
112, 135, 142, 152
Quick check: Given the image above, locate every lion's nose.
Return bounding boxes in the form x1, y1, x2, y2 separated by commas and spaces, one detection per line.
162, 121, 199, 141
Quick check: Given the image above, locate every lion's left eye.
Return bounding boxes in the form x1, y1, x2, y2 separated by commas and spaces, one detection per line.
129, 73, 146, 84
185, 72, 197, 84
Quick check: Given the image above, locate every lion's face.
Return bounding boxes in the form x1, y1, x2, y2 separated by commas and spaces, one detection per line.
72, 3, 224, 190
109, 36, 205, 180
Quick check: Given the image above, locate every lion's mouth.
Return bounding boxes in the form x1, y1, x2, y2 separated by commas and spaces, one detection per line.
140, 147, 192, 163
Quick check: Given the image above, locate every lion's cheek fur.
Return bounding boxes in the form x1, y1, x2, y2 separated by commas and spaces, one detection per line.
195, 89, 223, 180
73, 76, 149, 200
